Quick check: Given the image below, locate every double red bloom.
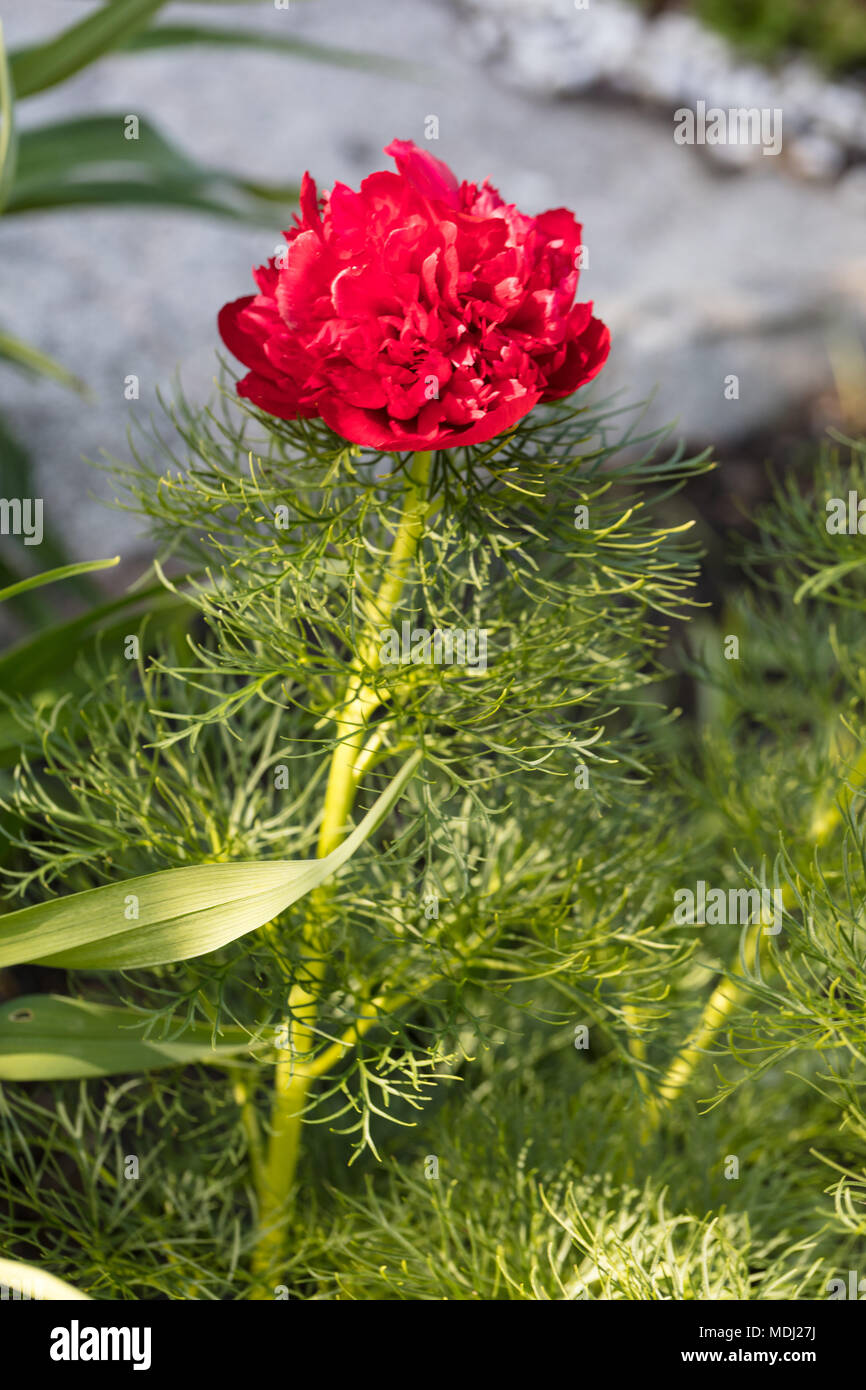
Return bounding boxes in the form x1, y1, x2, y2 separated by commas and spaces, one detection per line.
219, 140, 610, 451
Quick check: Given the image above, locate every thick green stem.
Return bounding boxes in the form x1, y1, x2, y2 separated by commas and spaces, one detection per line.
651, 738, 866, 1121
248, 452, 432, 1296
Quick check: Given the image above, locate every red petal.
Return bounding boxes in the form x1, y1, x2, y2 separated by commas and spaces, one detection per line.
385, 139, 460, 208
218, 297, 279, 379
319, 384, 540, 451
541, 316, 611, 399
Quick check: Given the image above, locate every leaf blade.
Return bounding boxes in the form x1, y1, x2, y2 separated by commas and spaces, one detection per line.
0, 20, 18, 213
0, 328, 85, 392
0, 556, 119, 607
123, 23, 410, 77
0, 994, 253, 1081
6, 114, 297, 221
9, 0, 167, 99
0, 751, 421, 970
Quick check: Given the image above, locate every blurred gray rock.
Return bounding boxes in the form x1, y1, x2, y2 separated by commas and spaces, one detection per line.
788, 133, 847, 182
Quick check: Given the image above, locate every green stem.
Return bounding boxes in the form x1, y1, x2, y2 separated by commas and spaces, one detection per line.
651, 737, 866, 1122
231, 1066, 265, 1193
248, 451, 432, 1297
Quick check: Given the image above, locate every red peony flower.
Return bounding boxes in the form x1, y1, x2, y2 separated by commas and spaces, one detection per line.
219, 140, 610, 451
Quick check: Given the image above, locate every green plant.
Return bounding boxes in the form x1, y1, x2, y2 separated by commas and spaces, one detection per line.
3, 404, 866, 1299
0, 383, 717, 1297
632, 0, 866, 72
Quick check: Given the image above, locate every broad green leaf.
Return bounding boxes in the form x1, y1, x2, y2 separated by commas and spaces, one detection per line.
13, 113, 195, 182
9, 0, 167, 100
0, 21, 17, 213
0, 556, 118, 606
0, 994, 253, 1081
6, 114, 297, 220
0, 751, 421, 970
0, 1257, 90, 1301
123, 24, 409, 77
5, 177, 276, 219
0, 328, 85, 392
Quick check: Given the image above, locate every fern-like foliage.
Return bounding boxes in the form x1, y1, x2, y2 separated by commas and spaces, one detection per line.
9, 386, 864, 1301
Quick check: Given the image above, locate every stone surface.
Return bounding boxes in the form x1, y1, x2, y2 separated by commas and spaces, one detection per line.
459, 0, 866, 154
1, 0, 864, 561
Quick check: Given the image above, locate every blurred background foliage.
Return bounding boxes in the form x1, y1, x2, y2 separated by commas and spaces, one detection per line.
635, 0, 866, 73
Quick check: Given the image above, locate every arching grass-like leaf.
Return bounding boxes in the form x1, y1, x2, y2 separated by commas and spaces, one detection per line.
6, 113, 297, 220
8, 0, 166, 100
123, 24, 410, 78
0, 556, 119, 607
0, 328, 85, 392
0, 994, 254, 1081
0, 21, 17, 214
0, 751, 421, 970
